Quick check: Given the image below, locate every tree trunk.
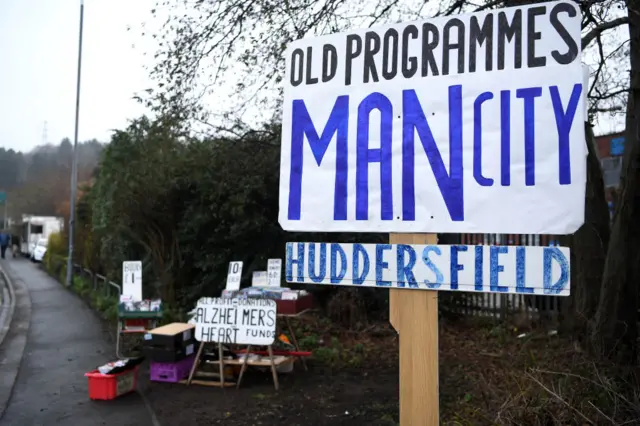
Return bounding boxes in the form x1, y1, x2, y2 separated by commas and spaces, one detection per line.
590, 0, 640, 364
559, 123, 610, 339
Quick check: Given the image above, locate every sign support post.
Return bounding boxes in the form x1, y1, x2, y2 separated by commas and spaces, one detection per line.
390, 233, 439, 425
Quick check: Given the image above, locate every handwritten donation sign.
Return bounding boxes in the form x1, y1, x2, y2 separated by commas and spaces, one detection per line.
286, 242, 570, 296
279, 1, 585, 235
191, 298, 277, 345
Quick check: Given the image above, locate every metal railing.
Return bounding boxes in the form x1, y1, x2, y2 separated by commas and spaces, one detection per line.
46, 255, 121, 297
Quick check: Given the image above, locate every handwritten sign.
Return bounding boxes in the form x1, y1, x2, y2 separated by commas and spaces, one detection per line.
190, 298, 277, 345
122, 261, 142, 301
286, 242, 570, 296
226, 261, 243, 290
267, 259, 282, 287
279, 0, 585, 235
252, 271, 267, 287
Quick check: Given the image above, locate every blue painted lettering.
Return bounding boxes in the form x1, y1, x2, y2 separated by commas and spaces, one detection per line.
489, 246, 508, 292
474, 245, 483, 291
356, 93, 394, 220
375, 244, 392, 287
422, 246, 443, 288
286, 243, 305, 282
473, 92, 494, 186
550, 84, 582, 185
516, 87, 543, 186
396, 244, 417, 288
515, 246, 533, 293
330, 243, 347, 284
403, 86, 464, 222
450, 245, 468, 290
352, 243, 370, 285
308, 243, 327, 282
543, 247, 569, 294
289, 97, 349, 220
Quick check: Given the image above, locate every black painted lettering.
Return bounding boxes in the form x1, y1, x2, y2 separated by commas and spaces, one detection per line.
363, 31, 381, 83
257, 308, 266, 326
550, 2, 578, 64
199, 326, 214, 341
290, 48, 304, 86
527, 6, 547, 68
241, 309, 251, 325
322, 44, 338, 82
217, 327, 228, 343
194, 307, 205, 323
401, 25, 418, 78
345, 34, 362, 85
442, 18, 465, 75
305, 46, 319, 84
421, 23, 439, 76
382, 28, 399, 80
266, 309, 276, 327
469, 14, 493, 72
497, 10, 522, 70
207, 307, 218, 324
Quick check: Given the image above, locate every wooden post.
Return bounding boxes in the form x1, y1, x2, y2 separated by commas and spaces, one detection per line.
389, 233, 439, 426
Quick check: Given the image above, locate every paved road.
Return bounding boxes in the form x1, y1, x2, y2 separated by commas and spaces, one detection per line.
0, 259, 158, 426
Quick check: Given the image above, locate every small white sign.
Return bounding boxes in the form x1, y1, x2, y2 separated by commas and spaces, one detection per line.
122, 261, 142, 301
190, 297, 277, 345
267, 259, 282, 287
286, 242, 570, 296
252, 271, 267, 287
226, 261, 243, 291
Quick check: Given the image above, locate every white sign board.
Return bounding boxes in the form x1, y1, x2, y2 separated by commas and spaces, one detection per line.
122, 261, 142, 301
267, 259, 282, 287
190, 298, 277, 345
279, 1, 585, 235
286, 242, 570, 296
226, 261, 243, 291
252, 271, 267, 287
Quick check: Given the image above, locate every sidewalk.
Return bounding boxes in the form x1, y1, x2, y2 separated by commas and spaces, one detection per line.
0, 259, 158, 426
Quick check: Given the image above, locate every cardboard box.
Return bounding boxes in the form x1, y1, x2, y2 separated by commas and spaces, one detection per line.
145, 323, 194, 349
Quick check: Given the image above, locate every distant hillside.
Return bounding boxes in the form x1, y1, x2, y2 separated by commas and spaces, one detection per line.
0, 139, 104, 221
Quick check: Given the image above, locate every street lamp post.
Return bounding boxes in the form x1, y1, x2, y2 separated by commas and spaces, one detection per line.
66, 0, 85, 287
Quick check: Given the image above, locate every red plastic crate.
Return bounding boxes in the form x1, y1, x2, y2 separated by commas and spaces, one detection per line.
85, 367, 139, 400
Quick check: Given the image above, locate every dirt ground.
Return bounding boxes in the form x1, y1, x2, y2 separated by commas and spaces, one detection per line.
135, 314, 640, 426
107, 309, 640, 426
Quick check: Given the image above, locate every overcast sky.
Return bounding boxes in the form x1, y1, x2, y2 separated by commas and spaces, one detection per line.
0, 0, 155, 152
0, 0, 627, 153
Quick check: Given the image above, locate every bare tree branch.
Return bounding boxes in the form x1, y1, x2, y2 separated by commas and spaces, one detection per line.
583, 16, 630, 49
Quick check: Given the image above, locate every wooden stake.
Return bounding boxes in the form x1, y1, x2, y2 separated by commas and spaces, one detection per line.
389, 233, 439, 426
187, 342, 206, 385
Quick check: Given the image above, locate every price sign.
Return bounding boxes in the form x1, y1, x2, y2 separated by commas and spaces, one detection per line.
122, 261, 142, 301
226, 261, 243, 291
252, 271, 267, 287
267, 258, 282, 287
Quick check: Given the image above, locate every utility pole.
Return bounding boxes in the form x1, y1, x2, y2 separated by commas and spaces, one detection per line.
66, 0, 85, 287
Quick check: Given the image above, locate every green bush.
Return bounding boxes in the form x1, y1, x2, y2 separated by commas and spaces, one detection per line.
47, 232, 66, 258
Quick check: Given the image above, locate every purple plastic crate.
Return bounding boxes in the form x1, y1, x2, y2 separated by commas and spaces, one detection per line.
150, 354, 195, 383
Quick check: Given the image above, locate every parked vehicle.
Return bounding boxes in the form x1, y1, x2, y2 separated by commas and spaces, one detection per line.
20, 215, 64, 257
31, 238, 48, 262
